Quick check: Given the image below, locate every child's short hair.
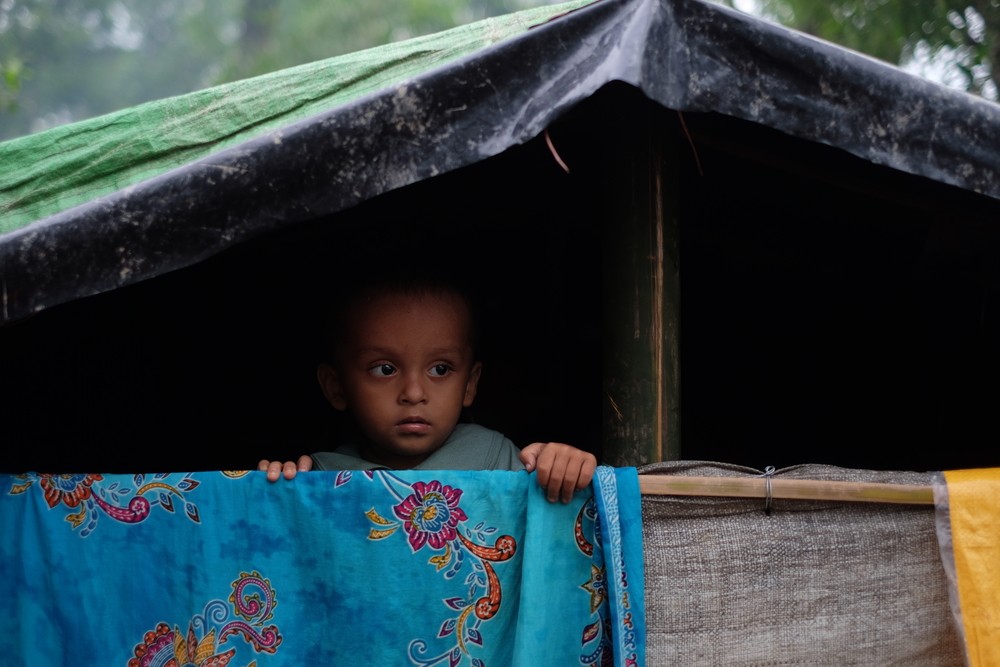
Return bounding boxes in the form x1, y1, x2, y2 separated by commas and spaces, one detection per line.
319, 267, 482, 362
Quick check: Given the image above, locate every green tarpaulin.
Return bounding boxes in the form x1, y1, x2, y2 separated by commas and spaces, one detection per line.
0, 0, 594, 232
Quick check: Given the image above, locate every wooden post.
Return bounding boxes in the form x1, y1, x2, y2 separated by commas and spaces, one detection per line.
601, 101, 681, 467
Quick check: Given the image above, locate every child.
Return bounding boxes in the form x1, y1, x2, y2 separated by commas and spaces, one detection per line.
259, 271, 597, 504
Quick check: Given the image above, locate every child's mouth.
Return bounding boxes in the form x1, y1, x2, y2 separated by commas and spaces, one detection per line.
397, 417, 430, 434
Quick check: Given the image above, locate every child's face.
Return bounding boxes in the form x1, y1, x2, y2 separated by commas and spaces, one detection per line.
318, 288, 482, 468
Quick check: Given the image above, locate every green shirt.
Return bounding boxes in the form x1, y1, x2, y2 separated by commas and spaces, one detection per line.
310, 423, 525, 472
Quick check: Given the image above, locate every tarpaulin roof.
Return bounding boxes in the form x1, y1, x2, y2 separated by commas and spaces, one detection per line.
2, 0, 999, 326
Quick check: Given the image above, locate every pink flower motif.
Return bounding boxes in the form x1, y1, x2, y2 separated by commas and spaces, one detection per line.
393, 480, 468, 552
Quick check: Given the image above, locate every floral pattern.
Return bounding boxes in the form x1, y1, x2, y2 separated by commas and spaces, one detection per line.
348, 470, 621, 666
359, 472, 518, 666
2, 467, 643, 666
37, 473, 103, 509
393, 480, 468, 552
8, 472, 201, 537
127, 571, 282, 667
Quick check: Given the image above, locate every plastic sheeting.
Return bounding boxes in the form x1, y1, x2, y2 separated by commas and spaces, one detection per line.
2, 0, 999, 325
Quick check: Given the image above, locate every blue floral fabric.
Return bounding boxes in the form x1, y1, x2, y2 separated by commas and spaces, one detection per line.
1, 466, 644, 666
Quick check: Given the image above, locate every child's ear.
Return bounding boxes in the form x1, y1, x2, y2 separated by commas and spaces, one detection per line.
462, 362, 483, 407
317, 362, 348, 411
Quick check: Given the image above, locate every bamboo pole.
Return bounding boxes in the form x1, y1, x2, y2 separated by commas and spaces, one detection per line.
639, 475, 935, 505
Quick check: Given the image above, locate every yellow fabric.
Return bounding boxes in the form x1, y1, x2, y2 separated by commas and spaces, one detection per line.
944, 468, 1000, 667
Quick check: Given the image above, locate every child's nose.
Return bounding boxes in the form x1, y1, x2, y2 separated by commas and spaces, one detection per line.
399, 373, 428, 404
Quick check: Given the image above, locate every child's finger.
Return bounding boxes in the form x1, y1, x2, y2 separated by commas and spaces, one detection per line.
558, 459, 585, 503
518, 443, 543, 472
576, 455, 597, 489
544, 457, 569, 503
258, 460, 283, 482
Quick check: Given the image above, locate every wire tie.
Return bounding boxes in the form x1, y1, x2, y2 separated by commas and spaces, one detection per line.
762, 465, 776, 515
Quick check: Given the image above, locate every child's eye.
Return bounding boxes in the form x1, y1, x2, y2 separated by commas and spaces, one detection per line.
428, 364, 452, 377
369, 364, 396, 377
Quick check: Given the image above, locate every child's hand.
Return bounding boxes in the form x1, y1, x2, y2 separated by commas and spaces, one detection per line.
519, 442, 597, 503
258, 455, 313, 482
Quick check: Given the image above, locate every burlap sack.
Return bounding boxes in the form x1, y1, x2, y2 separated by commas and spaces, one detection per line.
640, 461, 964, 666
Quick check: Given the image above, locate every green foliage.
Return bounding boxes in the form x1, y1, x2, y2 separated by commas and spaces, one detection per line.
735, 0, 999, 99
1, 58, 23, 112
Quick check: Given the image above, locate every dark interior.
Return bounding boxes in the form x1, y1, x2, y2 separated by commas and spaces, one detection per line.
2, 84, 998, 474
676, 106, 1000, 472
0, 115, 606, 474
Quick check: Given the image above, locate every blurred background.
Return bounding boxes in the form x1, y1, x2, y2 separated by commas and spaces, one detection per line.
0, 0, 996, 142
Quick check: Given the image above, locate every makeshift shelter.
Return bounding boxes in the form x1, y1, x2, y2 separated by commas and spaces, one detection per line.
3, 1, 1000, 664
2, 0, 999, 475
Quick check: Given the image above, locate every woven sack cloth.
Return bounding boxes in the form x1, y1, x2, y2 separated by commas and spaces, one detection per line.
639, 461, 964, 666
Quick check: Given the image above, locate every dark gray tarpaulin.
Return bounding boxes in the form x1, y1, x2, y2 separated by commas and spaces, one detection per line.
2, 0, 998, 325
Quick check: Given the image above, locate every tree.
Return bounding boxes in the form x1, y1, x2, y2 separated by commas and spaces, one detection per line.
728, 0, 999, 100
1, 58, 22, 113
0, 0, 227, 139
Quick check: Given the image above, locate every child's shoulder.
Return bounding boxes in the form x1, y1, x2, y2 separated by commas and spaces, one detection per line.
449, 422, 507, 443
311, 444, 381, 471
428, 423, 524, 471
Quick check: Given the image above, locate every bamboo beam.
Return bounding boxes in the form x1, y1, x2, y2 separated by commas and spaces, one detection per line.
639, 475, 935, 505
